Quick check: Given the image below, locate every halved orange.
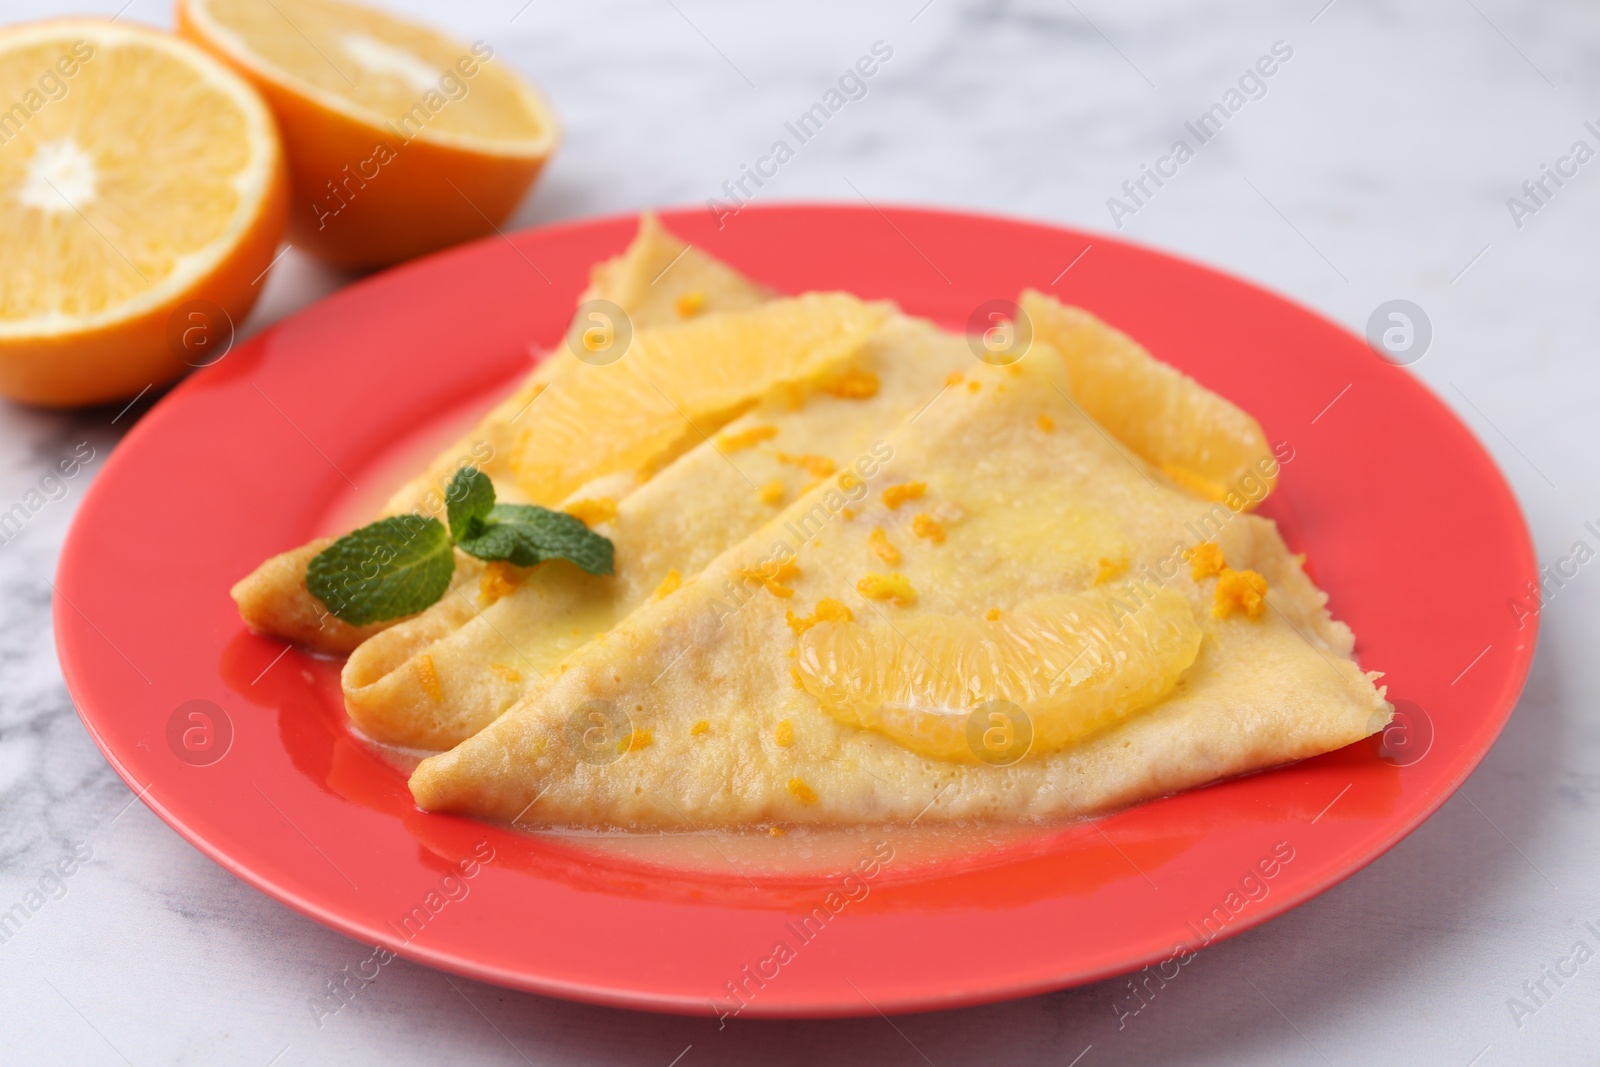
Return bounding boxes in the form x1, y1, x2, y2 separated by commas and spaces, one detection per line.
0, 19, 288, 407
177, 0, 559, 268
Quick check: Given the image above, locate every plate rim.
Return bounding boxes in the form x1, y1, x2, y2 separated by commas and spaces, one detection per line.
55, 200, 1540, 1017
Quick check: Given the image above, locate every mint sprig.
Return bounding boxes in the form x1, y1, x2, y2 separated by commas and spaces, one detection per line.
307, 466, 615, 625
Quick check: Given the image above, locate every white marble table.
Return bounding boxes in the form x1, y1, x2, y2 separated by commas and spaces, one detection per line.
3, 1, 1597, 1063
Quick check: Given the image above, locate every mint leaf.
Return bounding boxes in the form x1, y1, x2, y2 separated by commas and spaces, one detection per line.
457, 504, 614, 576
307, 515, 455, 625
303, 466, 614, 627
445, 466, 495, 543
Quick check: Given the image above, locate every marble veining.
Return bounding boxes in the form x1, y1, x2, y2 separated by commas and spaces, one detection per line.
1, 0, 1597, 1063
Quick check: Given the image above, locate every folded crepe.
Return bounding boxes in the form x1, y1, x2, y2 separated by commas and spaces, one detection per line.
343, 314, 974, 749
231, 214, 777, 653
409, 338, 1388, 827
233, 213, 1385, 834
334, 254, 1289, 755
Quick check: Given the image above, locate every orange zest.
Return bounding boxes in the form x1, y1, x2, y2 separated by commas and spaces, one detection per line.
882, 481, 926, 510
912, 514, 946, 544
737, 556, 800, 598
1187, 541, 1227, 580
785, 597, 854, 635
820, 367, 879, 398
868, 526, 901, 564
857, 572, 916, 606
717, 424, 778, 452
1213, 568, 1268, 619
564, 497, 617, 527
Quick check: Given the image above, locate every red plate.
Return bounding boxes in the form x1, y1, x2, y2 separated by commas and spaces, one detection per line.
56, 205, 1537, 1016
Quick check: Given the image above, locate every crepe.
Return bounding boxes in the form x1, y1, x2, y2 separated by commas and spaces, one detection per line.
233, 215, 777, 653
409, 339, 1388, 827
372, 211, 781, 518
343, 315, 974, 749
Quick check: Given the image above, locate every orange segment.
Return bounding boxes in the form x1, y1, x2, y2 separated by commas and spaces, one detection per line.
1020, 289, 1277, 508
0, 20, 287, 406
178, 0, 558, 267
510, 293, 890, 505
796, 587, 1202, 761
